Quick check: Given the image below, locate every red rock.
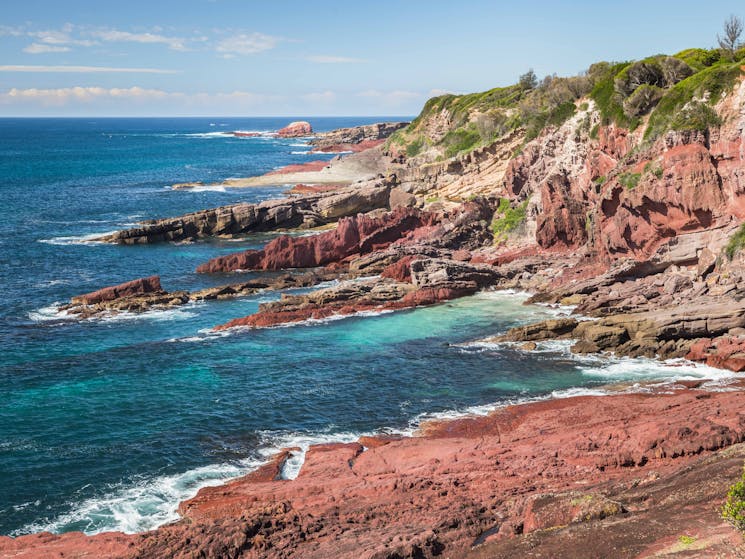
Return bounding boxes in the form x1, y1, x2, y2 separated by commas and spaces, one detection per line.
276, 121, 313, 137
70, 275, 163, 305
196, 207, 439, 274
400, 285, 476, 306
686, 336, 745, 371
232, 131, 261, 138
266, 160, 329, 175
380, 254, 418, 282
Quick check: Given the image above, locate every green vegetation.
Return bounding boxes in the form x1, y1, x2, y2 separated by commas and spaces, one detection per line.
491, 198, 528, 241
441, 126, 481, 158
393, 25, 745, 161
405, 136, 425, 157
643, 161, 663, 179
425, 195, 440, 204
722, 463, 745, 531
678, 535, 697, 546
618, 172, 641, 190
674, 48, 721, 71
725, 223, 745, 260
590, 61, 636, 128
645, 62, 740, 139
594, 175, 606, 186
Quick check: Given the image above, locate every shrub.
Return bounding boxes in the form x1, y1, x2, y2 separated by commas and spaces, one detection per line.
441, 127, 481, 158
491, 198, 528, 240
660, 56, 694, 86
643, 162, 663, 179
406, 136, 425, 157
590, 61, 636, 127
725, 223, 745, 260
722, 463, 745, 531
519, 69, 538, 90
645, 62, 742, 140
670, 101, 722, 131
678, 535, 697, 546
674, 48, 721, 71
618, 172, 641, 190
623, 84, 665, 117
614, 59, 665, 97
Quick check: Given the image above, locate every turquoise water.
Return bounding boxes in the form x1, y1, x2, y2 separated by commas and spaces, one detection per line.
0, 117, 727, 537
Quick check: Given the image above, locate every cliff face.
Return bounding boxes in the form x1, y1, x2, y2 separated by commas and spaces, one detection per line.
388, 68, 745, 271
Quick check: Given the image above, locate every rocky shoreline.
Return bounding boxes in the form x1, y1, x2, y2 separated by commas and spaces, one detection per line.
3, 386, 745, 558
14, 62, 745, 557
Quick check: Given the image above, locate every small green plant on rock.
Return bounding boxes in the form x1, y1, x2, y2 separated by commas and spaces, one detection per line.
722, 463, 745, 532
678, 534, 697, 546
491, 198, 528, 242
725, 223, 745, 260
618, 172, 642, 190
406, 136, 425, 157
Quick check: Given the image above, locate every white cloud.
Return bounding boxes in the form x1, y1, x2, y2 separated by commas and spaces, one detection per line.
28, 29, 96, 47
306, 55, 364, 64
0, 65, 179, 74
23, 43, 71, 54
89, 29, 188, 51
1, 86, 175, 106
216, 32, 279, 55
0, 86, 274, 109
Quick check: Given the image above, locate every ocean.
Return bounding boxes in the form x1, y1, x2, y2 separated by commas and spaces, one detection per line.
0, 117, 729, 537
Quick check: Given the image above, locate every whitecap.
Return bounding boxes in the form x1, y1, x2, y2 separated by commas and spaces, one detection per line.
38, 231, 116, 246
27, 303, 72, 322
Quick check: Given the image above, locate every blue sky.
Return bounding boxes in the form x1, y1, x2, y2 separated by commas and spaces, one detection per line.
1, 0, 743, 116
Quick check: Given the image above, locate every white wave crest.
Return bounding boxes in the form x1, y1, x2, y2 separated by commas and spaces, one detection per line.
38, 231, 116, 246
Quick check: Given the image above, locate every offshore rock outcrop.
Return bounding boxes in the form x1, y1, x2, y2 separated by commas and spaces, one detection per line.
60, 271, 341, 319
276, 121, 313, 137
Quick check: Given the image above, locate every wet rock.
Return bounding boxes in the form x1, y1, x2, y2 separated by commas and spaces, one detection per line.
492, 318, 579, 343
71, 275, 163, 305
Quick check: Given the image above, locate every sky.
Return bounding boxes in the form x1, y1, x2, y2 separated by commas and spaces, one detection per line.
1, 0, 744, 117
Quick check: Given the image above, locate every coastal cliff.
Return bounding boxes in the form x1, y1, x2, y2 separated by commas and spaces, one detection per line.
14, 47, 745, 557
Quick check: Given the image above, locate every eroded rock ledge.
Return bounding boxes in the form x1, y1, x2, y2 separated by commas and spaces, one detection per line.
95, 179, 396, 244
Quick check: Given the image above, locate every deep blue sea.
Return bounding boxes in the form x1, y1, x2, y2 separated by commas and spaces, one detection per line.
0, 117, 729, 537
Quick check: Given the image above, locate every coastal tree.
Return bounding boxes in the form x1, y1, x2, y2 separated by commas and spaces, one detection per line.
519, 69, 538, 91
718, 14, 744, 60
